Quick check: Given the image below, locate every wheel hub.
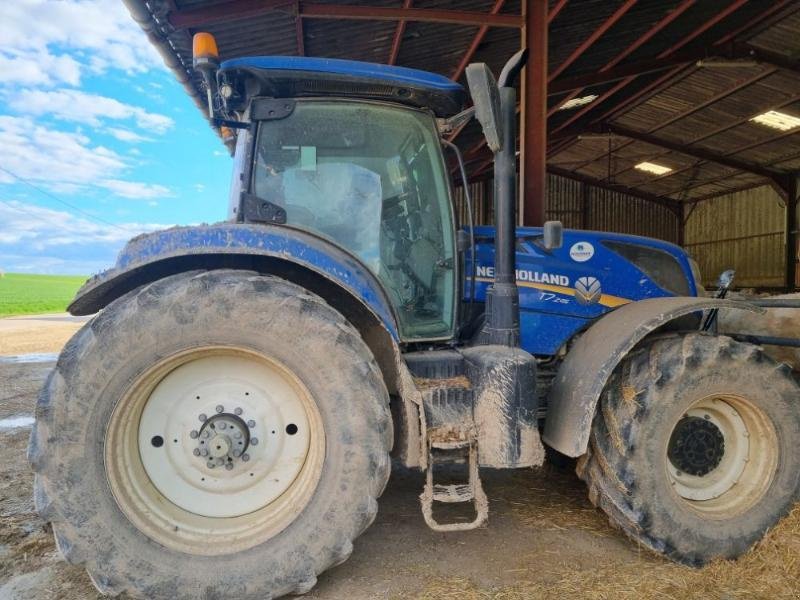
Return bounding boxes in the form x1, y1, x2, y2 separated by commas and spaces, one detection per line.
667, 416, 725, 477
192, 408, 258, 470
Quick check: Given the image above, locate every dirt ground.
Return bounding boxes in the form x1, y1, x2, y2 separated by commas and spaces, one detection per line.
0, 314, 88, 356
1, 322, 799, 599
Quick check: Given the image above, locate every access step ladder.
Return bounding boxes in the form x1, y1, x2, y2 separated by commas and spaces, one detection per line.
419, 435, 488, 532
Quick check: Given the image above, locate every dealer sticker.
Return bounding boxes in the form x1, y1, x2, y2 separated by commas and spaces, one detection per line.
569, 241, 594, 262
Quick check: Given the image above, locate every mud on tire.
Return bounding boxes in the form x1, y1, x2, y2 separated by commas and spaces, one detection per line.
28, 270, 393, 599
578, 332, 800, 566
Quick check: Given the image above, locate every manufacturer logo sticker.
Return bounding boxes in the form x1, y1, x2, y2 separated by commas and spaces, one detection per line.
569, 241, 595, 262
574, 276, 602, 305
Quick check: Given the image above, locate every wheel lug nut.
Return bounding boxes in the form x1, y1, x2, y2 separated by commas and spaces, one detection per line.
207, 461, 215, 469
216, 405, 224, 413
247, 420, 255, 428
234, 407, 243, 416
242, 453, 250, 462
219, 422, 227, 430
233, 449, 242, 457
201, 449, 208, 457
225, 462, 234, 471
199, 414, 207, 422
234, 431, 242, 439
193, 448, 201, 456
202, 431, 210, 439
190, 430, 199, 439
250, 437, 259, 446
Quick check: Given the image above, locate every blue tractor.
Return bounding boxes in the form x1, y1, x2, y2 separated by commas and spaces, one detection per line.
30, 35, 800, 599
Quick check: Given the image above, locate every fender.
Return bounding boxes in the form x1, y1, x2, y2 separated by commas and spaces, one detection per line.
69, 222, 399, 339
542, 297, 765, 457
68, 222, 433, 467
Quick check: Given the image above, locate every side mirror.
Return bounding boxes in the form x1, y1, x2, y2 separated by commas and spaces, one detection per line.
465, 63, 503, 153
718, 269, 735, 289
543, 221, 563, 250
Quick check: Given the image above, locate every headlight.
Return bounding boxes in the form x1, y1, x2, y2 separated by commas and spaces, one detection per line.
602, 240, 691, 296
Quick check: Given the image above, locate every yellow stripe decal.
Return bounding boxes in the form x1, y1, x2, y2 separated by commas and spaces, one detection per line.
474, 277, 630, 308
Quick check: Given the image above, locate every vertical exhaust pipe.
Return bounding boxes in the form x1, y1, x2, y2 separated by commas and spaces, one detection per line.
466, 50, 528, 346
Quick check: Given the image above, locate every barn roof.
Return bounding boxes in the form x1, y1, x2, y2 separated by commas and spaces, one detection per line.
123, 0, 800, 206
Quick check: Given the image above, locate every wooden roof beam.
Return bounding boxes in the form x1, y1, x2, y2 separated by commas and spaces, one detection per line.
388, 0, 413, 65
548, 0, 695, 110
451, 0, 506, 81
546, 39, 791, 96
299, 5, 521, 28
169, 2, 523, 29
548, 0, 638, 83
604, 123, 785, 182
549, 0, 750, 138
294, 0, 304, 56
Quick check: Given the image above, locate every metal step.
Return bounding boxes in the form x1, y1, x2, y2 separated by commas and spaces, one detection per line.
419, 434, 488, 532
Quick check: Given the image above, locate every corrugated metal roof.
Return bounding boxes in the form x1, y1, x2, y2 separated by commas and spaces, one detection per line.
123, 0, 800, 203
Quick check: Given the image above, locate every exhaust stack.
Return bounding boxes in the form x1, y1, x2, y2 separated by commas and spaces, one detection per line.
466, 50, 528, 346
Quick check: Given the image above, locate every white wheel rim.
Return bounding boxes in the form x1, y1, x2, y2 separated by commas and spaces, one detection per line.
666, 394, 778, 517
138, 355, 311, 518
106, 347, 325, 555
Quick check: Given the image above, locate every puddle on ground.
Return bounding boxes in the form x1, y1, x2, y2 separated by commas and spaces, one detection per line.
0, 415, 35, 430
0, 353, 57, 364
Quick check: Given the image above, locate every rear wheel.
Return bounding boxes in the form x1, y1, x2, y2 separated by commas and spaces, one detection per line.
29, 270, 392, 598
579, 333, 800, 565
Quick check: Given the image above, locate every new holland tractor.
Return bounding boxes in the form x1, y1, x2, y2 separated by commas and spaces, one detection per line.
29, 32, 800, 599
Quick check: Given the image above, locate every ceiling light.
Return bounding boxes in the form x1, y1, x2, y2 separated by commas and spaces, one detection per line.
559, 94, 598, 110
635, 161, 672, 175
696, 58, 759, 68
750, 110, 800, 131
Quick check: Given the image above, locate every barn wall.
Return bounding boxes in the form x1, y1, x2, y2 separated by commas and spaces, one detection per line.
683, 185, 786, 289
454, 173, 680, 244
546, 174, 680, 242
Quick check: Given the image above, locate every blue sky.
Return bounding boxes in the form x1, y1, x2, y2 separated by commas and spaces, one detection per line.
0, 0, 232, 275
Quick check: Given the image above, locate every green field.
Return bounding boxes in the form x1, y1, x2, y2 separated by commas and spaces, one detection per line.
0, 273, 88, 318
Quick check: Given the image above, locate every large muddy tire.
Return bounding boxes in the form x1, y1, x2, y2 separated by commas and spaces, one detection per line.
579, 333, 800, 566
28, 270, 392, 598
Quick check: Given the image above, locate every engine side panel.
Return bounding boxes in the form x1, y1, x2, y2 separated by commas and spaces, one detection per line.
468, 226, 699, 356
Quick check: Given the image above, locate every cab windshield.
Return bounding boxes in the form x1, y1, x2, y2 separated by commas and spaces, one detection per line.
253, 100, 456, 340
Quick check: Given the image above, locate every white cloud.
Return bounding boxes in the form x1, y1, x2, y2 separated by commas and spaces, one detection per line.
107, 127, 152, 143
0, 116, 172, 199
0, 49, 82, 87
0, 200, 170, 274
9, 89, 174, 133
0, 0, 162, 80
0, 116, 125, 187
99, 179, 171, 199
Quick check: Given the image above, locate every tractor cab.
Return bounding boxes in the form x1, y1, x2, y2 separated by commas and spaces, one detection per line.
218, 57, 466, 341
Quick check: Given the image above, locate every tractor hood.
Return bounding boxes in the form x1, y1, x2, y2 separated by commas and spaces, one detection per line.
469, 226, 700, 355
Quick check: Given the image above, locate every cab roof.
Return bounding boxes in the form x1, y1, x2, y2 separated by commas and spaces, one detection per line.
219, 56, 465, 117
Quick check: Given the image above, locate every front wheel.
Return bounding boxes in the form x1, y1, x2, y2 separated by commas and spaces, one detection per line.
29, 270, 392, 598
579, 333, 800, 566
